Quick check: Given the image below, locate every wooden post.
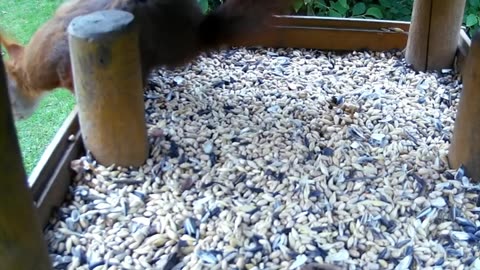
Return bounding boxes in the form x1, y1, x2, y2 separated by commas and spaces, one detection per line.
405, 0, 466, 71
0, 58, 52, 268
449, 30, 480, 182
67, 10, 149, 167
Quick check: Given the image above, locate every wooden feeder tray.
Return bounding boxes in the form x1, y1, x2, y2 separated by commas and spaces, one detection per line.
15, 14, 476, 269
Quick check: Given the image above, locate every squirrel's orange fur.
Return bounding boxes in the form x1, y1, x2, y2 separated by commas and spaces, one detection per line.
1, 0, 291, 120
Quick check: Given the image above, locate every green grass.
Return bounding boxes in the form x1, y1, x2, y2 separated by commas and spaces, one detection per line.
0, 0, 75, 174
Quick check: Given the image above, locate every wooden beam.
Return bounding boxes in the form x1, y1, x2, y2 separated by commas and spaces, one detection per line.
28, 107, 79, 199
405, 0, 467, 71
0, 57, 52, 268
237, 25, 408, 52
67, 10, 149, 167
233, 16, 409, 52
27, 107, 85, 228
449, 30, 480, 183
455, 28, 472, 75
270, 15, 410, 32
35, 128, 83, 228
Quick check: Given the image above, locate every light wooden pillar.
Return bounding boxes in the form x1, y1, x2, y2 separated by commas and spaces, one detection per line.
449, 30, 480, 183
405, 0, 467, 71
67, 10, 149, 167
0, 57, 52, 268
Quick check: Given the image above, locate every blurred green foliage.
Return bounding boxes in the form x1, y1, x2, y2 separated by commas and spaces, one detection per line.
199, 0, 479, 36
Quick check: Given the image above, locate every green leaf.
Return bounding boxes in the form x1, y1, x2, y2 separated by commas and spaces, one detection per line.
307, 4, 315, 16
198, 0, 209, 13
332, 0, 348, 16
293, 0, 304, 13
400, 7, 412, 16
328, 9, 342, 17
466, 14, 479, 27
379, 0, 392, 8
365, 7, 383, 19
352, 3, 366, 16
470, 0, 480, 7
339, 0, 348, 9
313, 0, 327, 10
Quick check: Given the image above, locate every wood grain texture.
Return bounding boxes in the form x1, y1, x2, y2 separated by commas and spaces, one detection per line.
35, 128, 84, 228
0, 56, 52, 269
455, 29, 472, 75
428, 0, 467, 69
405, 0, 431, 71
28, 107, 79, 199
245, 26, 407, 51
270, 15, 410, 31
68, 10, 149, 167
233, 16, 409, 52
26, 107, 85, 228
406, 0, 467, 71
449, 30, 480, 183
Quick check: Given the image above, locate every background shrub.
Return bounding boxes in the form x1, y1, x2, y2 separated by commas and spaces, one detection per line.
465, 0, 480, 36
290, 0, 413, 21
199, 0, 480, 37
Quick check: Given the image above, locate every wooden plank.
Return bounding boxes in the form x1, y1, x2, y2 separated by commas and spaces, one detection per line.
428, 0, 466, 70
459, 28, 472, 53
456, 29, 472, 74
68, 10, 149, 167
35, 129, 84, 228
28, 107, 80, 201
405, 0, 467, 71
236, 25, 408, 52
0, 55, 52, 269
405, 0, 432, 71
449, 30, 480, 183
271, 15, 410, 31
231, 15, 409, 52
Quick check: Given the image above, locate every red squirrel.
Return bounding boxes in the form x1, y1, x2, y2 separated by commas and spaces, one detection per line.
0, 0, 291, 120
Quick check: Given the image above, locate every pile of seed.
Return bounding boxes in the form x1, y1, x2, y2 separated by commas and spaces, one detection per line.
44, 47, 480, 270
